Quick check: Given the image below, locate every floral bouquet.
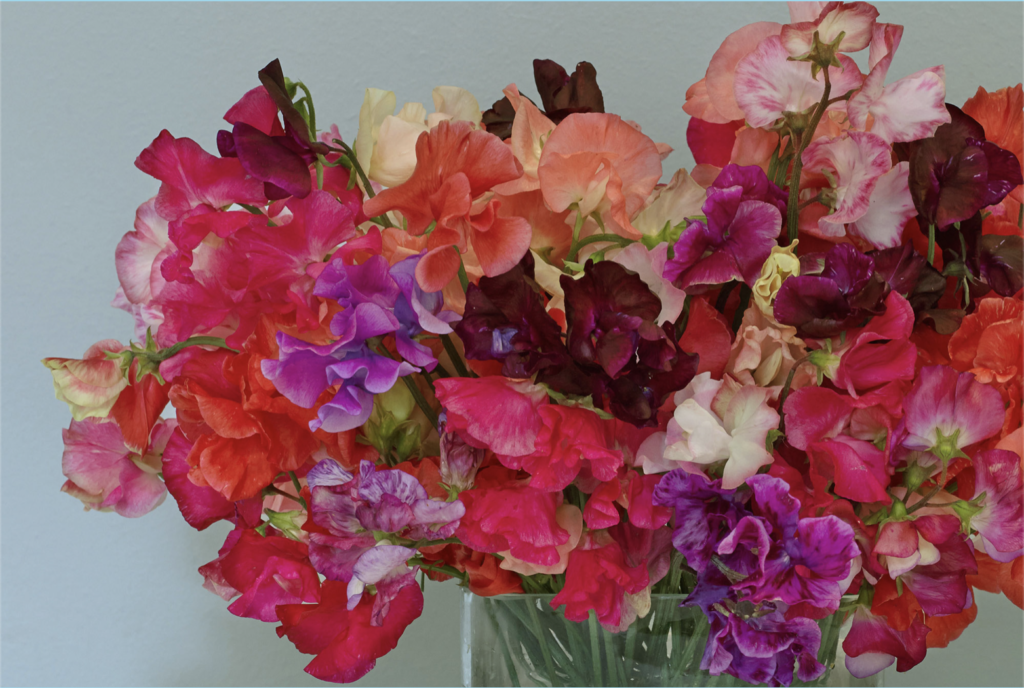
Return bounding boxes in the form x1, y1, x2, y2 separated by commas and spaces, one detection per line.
43, 2, 1023, 686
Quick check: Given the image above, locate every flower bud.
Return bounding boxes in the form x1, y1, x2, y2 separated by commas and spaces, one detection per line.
43, 340, 129, 421
438, 412, 485, 493
753, 241, 801, 317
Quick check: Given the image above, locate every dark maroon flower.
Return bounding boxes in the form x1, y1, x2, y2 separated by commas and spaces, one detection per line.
664, 165, 786, 291
908, 104, 1024, 229
774, 244, 889, 338
455, 252, 569, 378
869, 244, 945, 314
481, 59, 605, 139
935, 211, 1024, 300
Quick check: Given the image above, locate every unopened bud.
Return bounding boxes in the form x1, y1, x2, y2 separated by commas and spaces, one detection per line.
438, 413, 485, 493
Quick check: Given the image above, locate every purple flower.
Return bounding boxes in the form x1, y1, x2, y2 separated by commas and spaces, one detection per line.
263, 253, 457, 431
655, 470, 859, 686
663, 165, 784, 291
972, 449, 1024, 562
307, 459, 465, 622
908, 104, 1023, 229
774, 244, 889, 338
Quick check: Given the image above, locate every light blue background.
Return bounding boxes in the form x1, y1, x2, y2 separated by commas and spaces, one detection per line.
2, 2, 1022, 686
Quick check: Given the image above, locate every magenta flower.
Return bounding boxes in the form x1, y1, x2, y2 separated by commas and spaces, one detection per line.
898, 365, 1005, 462
843, 605, 928, 678
971, 449, 1024, 562
664, 165, 785, 291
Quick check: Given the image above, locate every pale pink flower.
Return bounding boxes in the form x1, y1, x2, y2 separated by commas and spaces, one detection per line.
781, 2, 880, 58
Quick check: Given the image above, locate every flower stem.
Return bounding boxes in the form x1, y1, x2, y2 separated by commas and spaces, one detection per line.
566, 207, 588, 263
927, 223, 937, 266
440, 333, 474, 378
288, 471, 308, 510
777, 355, 812, 434
785, 68, 832, 245
588, 611, 604, 687
906, 461, 949, 514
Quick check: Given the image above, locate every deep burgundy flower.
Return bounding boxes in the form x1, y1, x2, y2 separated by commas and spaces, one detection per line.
774, 244, 889, 338
869, 243, 945, 314
455, 252, 569, 377
482, 59, 605, 139
908, 104, 1023, 228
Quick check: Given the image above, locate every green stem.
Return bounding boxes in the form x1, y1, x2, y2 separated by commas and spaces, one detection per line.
408, 558, 466, 581
440, 333, 473, 379
527, 600, 561, 686
566, 208, 588, 263
906, 461, 949, 514
588, 611, 604, 687
714, 281, 736, 313
1018, 204, 1023, 230
785, 68, 832, 245
674, 294, 693, 341
570, 232, 634, 260
603, 625, 622, 687
486, 601, 522, 688
287, 471, 308, 510
927, 223, 937, 266
158, 336, 238, 361
624, 621, 639, 685
457, 257, 470, 293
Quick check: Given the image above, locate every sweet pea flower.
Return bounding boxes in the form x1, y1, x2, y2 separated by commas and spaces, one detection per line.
640, 373, 779, 489
362, 120, 531, 292
663, 165, 785, 291
60, 417, 172, 517
498, 503, 584, 576
355, 86, 483, 188
537, 112, 663, 238
631, 168, 707, 237
726, 313, 811, 396
843, 605, 929, 678
752, 241, 801, 316
733, 35, 864, 129
490, 84, 556, 196
607, 242, 687, 326
307, 459, 464, 614
780, 2, 879, 58
801, 131, 908, 246
683, 21, 784, 124
44, 340, 129, 421
898, 365, 1005, 462
847, 23, 950, 145
971, 449, 1024, 562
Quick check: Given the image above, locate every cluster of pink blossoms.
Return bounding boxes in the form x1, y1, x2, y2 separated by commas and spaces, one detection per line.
45, 2, 1022, 685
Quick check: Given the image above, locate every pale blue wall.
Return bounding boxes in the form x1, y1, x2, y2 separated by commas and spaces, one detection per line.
2, 3, 1022, 686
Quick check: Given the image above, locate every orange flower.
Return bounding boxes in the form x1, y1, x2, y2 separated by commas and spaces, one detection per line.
537, 113, 662, 239
949, 297, 1022, 385
362, 121, 530, 292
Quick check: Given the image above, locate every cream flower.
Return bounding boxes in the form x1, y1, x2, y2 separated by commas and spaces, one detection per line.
354, 86, 482, 188
753, 240, 800, 316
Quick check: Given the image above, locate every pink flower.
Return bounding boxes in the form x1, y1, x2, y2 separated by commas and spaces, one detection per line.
456, 483, 570, 567
537, 113, 662, 238
900, 366, 1005, 461
498, 504, 584, 576
780, 2, 879, 58
843, 605, 928, 677
971, 449, 1024, 562
832, 292, 917, 396
60, 417, 172, 518
491, 84, 556, 196
277, 580, 423, 684
726, 314, 812, 396
801, 131, 894, 241
848, 23, 950, 144
734, 35, 864, 130
847, 162, 917, 249
683, 22, 784, 124
43, 340, 128, 421
433, 376, 548, 457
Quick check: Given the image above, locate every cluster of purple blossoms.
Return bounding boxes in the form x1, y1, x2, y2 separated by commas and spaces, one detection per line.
654, 471, 860, 686
305, 459, 465, 625
262, 252, 459, 432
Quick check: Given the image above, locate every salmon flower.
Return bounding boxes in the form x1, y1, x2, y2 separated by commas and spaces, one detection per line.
362, 120, 532, 292
43, 340, 129, 421
537, 113, 663, 239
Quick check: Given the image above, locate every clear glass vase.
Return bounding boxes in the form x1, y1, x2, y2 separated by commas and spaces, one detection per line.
462, 593, 883, 687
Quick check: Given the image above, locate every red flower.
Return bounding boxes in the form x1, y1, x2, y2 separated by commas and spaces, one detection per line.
456, 483, 570, 567
277, 580, 424, 684
551, 533, 649, 627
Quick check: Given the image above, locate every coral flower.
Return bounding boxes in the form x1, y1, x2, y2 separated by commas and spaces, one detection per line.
362, 120, 531, 292
537, 112, 662, 238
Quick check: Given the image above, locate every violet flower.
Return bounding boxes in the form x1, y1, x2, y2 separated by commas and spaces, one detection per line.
262, 253, 457, 432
